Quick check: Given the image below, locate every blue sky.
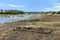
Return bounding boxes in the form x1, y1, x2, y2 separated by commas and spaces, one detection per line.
0, 0, 60, 12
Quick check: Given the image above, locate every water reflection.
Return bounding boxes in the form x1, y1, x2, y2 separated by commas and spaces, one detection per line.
0, 15, 33, 22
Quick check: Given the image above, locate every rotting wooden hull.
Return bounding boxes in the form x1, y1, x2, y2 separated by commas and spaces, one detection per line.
12, 27, 53, 34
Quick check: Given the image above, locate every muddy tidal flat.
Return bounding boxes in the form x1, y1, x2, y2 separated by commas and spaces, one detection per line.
0, 14, 60, 40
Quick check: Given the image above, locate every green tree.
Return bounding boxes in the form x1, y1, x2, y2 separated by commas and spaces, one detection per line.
57, 11, 60, 14
0, 9, 3, 14
18, 11, 24, 14
51, 11, 56, 15
4, 10, 24, 14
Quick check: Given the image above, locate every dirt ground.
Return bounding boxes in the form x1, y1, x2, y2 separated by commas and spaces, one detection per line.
0, 14, 60, 40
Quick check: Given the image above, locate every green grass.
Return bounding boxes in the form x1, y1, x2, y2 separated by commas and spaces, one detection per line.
32, 21, 44, 26
32, 20, 60, 26
0, 14, 8, 16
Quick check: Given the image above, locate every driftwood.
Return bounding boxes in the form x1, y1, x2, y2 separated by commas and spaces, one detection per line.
12, 27, 53, 34
19, 19, 40, 22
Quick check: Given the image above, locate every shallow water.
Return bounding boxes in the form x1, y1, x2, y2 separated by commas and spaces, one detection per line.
0, 15, 32, 23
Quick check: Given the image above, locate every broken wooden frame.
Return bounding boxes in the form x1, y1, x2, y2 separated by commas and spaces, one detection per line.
12, 27, 54, 34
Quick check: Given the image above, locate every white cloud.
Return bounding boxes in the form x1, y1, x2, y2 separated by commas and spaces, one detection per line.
39, 2, 60, 12
38, 0, 58, 3
7, 4, 26, 7
0, 3, 26, 8
0, 3, 4, 5
0, 4, 3, 5
38, 0, 60, 12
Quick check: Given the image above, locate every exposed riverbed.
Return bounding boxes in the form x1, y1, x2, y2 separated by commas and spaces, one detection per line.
0, 14, 60, 40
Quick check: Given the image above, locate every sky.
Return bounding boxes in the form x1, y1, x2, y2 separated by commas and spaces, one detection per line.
0, 0, 60, 12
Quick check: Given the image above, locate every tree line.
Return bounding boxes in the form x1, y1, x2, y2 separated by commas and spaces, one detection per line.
0, 9, 60, 14
0, 9, 24, 14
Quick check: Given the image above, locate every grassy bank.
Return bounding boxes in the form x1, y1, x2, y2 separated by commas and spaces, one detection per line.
0, 14, 8, 16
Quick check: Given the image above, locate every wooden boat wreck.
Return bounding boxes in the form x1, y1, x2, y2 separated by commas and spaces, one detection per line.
12, 27, 53, 34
